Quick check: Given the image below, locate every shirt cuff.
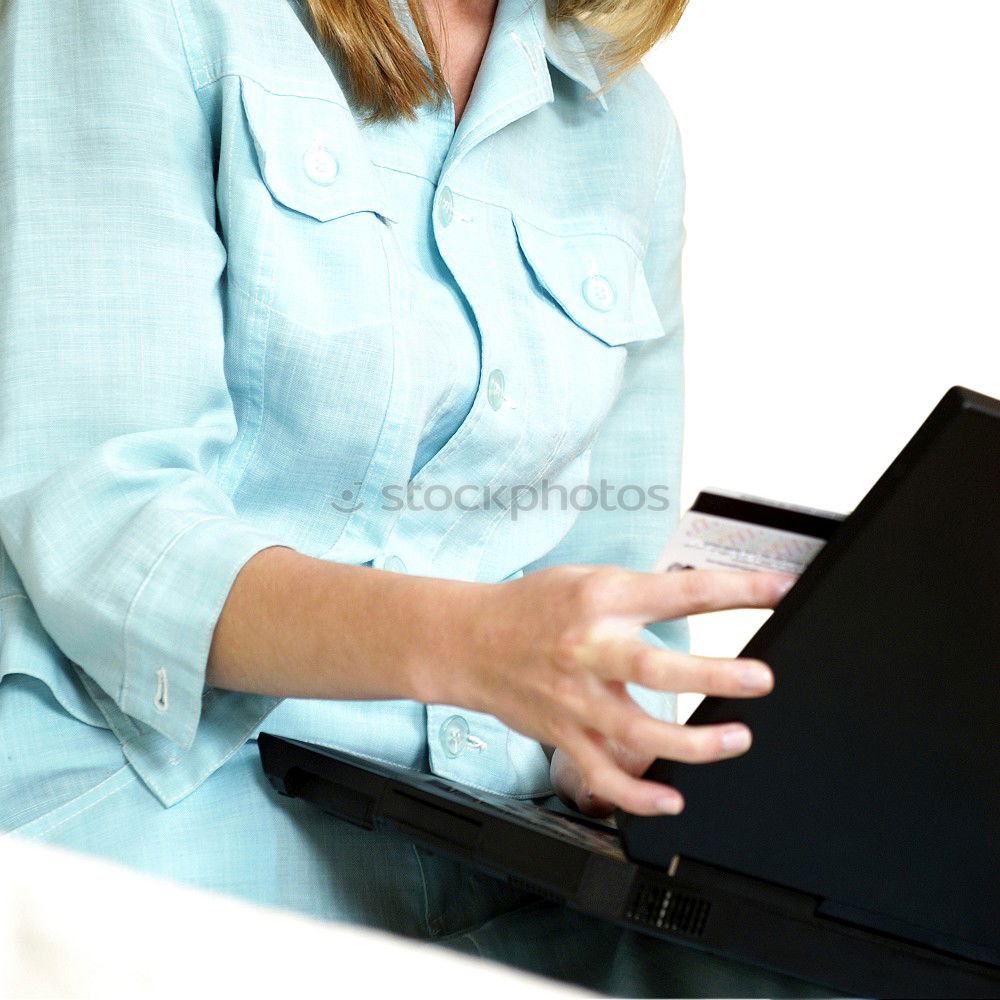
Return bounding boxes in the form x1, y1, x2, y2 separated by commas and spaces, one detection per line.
116, 516, 293, 750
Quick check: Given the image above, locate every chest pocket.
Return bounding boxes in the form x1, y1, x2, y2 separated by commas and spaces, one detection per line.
223, 77, 402, 552
239, 76, 397, 225
511, 215, 667, 347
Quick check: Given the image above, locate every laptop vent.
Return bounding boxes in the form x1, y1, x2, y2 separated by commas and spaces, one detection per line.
625, 882, 711, 938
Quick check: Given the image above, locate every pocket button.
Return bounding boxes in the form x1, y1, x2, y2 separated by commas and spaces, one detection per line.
436, 185, 454, 227
582, 273, 617, 312
486, 368, 506, 410
302, 145, 339, 186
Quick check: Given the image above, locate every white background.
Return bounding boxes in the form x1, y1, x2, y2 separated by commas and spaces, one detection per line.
643, 0, 1000, 720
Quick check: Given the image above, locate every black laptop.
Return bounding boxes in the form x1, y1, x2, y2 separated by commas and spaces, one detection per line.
258, 385, 1000, 999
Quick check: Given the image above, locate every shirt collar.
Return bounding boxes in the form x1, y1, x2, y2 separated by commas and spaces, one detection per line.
525, 0, 609, 111
390, 0, 608, 113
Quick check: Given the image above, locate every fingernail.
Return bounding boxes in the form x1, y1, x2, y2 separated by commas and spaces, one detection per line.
777, 577, 796, 596
655, 795, 683, 814
739, 664, 772, 691
721, 726, 752, 752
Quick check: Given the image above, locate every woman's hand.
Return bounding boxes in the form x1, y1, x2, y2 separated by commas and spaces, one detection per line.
211, 550, 790, 818
550, 741, 656, 818
436, 565, 793, 818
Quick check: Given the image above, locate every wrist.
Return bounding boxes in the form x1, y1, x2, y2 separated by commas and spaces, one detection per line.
394, 574, 499, 710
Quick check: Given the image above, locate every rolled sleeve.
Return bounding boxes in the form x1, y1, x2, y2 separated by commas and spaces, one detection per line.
0, 0, 293, 770
119, 517, 293, 750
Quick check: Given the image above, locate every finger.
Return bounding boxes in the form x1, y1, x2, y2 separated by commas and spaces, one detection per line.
609, 568, 797, 623
563, 687, 756, 768
580, 737, 657, 817
552, 752, 614, 818
603, 734, 658, 778
551, 758, 614, 818
574, 639, 775, 697
547, 673, 758, 766
549, 749, 588, 812
551, 733, 651, 818
558, 727, 685, 817
578, 788, 615, 817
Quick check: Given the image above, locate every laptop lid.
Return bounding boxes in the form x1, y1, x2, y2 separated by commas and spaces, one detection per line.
618, 385, 1000, 966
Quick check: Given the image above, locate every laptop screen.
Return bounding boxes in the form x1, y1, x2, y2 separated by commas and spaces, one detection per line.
619, 386, 1000, 964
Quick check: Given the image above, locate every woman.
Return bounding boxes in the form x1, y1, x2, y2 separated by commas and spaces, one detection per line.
0, 0, 838, 995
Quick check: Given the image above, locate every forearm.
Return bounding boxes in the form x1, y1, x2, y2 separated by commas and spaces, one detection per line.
206, 546, 489, 706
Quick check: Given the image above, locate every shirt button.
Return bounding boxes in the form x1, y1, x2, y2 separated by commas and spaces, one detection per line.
440, 715, 469, 758
436, 185, 454, 227
486, 368, 506, 410
582, 274, 617, 312
384, 555, 407, 573
302, 145, 339, 186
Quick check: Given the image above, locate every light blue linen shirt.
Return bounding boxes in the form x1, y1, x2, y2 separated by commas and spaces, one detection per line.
0, 0, 688, 810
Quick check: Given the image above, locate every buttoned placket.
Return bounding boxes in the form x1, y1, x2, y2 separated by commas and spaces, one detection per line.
376, 0, 558, 583
375, 0, 614, 794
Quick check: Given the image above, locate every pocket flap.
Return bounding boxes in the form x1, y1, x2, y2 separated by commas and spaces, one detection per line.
239, 77, 396, 225
511, 216, 665, 346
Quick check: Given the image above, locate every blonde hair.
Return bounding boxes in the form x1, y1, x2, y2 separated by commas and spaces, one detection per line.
304, 0, 688, 124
